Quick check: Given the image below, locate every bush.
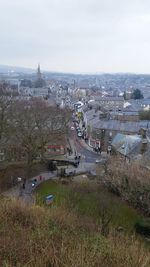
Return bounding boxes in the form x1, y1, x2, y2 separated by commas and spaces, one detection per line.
135, 219, 150, 237
132, 89, 143, 99
48, 160, 57, 171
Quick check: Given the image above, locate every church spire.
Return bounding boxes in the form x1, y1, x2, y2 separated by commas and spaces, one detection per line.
37, 63, 42, 80
35, 64, 46, 88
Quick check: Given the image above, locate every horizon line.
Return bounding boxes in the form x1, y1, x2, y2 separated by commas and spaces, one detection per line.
0, 64, 150, 76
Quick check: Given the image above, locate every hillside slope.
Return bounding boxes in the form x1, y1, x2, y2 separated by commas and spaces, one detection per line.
0, 198, 149, 267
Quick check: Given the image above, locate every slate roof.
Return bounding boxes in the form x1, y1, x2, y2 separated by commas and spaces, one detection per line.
85, 109, 103, 122
92, 119, 140, 133
110, 111, 139, 116
111, 133, 142, 156
95, 96, 124, 101
90, 118, 150, 133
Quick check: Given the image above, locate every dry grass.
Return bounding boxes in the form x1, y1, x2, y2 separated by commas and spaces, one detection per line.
107, 156, 150, 185
99, 156, 150, 216
0, 198, 150, 267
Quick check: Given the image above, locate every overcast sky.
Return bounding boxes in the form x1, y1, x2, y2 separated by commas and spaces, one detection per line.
0, 0, 150, 73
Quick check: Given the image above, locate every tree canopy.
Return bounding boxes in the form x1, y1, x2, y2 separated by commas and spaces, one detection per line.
0, 95, 71, 177
132, 89, 143, 99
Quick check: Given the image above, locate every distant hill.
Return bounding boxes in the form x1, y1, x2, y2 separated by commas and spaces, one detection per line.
0, 65, 34, 74
1, 64, 150, 79
0, 64, 80, 77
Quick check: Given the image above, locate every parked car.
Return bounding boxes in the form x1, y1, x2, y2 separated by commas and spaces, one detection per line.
77, 128, 81, 132
76, 127, 81, 132
95, 158, 106, 164
77, 132, 82, 137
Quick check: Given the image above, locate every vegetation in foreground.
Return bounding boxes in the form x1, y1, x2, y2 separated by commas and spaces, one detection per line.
102, 157, 150, 216
0, 196, 150, 267
36, 180, 142, 232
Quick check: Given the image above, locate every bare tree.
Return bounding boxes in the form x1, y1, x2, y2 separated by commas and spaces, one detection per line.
31, 99, 71, 161
0, 82, 13, 140
8, 98, 71, 178
9, 100, 39, 177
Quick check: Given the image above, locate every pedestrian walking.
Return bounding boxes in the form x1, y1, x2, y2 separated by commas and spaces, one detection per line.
22, 178, 26, 189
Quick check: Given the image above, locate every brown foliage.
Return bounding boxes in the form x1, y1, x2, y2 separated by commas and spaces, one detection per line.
100, 156, 150, 215
0, 199, 150, 267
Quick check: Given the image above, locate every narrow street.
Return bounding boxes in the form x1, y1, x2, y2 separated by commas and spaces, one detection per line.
70, 129, 103, 163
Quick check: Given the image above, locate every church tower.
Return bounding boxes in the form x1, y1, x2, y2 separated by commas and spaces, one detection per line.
37, 64, 42, 80
35, 64, 46, 88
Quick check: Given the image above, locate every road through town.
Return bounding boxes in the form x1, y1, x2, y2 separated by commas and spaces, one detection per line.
70, 129, 102, 163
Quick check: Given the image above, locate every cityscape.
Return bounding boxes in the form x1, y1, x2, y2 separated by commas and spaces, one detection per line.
1, 63, 150, 162
0, 0, 150, 266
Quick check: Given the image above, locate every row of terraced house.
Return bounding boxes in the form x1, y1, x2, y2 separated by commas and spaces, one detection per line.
79, 96, 150, 159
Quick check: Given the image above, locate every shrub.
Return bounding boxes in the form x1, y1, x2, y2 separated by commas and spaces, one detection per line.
48, 160, 57, 171
135, 219, 150, 237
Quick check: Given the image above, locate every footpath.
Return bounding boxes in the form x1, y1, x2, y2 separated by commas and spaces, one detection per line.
2, 162, 96, 204
2, 171, 57, 204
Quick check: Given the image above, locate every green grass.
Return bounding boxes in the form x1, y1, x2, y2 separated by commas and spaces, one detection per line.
35, 180, 142, 231
36, 180, 69, 206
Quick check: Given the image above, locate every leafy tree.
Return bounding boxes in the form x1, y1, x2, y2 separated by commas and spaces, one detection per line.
123, 91, 127, 100
132, 89, 143, 99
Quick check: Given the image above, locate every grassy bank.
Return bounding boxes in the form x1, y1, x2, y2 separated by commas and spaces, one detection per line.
35, 180, 142, 232
0, 198, 150, 267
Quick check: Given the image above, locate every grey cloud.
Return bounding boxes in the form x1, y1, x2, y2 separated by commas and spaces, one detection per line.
0, 0, 150, 73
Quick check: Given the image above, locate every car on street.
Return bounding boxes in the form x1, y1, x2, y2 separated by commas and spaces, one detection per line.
77, 132, 82, 137
95, 158, 106, 164
76, 127, 81, 133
